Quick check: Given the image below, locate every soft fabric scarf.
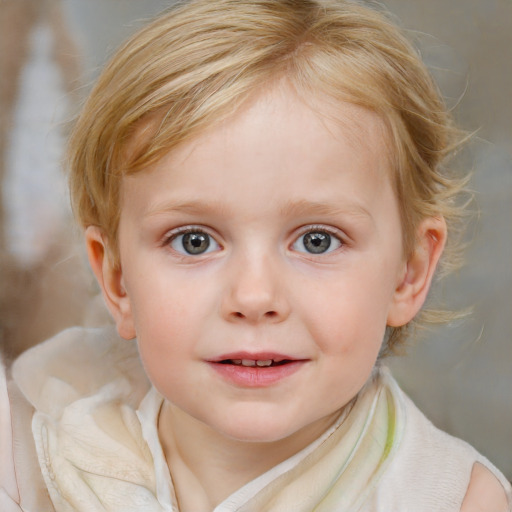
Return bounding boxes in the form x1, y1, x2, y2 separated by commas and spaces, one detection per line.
13, 327, 405, 512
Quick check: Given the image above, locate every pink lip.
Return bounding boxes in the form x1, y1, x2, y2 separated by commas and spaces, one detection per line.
206, 352, 308, 388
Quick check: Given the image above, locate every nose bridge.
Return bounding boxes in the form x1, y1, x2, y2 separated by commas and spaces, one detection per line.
223, 244, 289, 323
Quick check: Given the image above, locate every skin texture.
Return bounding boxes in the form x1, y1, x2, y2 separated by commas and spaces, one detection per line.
460, 463, 509, 512
87, 84, 449, 509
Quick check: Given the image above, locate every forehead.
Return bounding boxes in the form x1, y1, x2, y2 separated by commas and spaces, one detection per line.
120, 84, 395, 220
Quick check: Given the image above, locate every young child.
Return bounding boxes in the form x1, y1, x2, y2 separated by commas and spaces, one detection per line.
1, 0, 511, 510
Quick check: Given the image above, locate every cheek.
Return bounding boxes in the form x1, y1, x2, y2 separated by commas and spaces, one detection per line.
134, 307, 198, 401
301, 271, 392, 356
126, 265, 210, 330
126, 270, 219, 368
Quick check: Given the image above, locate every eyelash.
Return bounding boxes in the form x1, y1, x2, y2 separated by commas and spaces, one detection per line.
164, 226, 210, 241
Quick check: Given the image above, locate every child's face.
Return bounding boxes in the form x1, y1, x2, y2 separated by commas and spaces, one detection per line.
114, 86, 409, 443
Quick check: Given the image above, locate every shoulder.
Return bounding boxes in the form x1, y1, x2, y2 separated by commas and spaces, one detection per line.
370, 372, 511, 511
460, 463, 510, 512
12, 328, 159, 510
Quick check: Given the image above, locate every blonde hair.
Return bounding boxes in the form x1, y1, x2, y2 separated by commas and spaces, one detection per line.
68, 0, 468, 350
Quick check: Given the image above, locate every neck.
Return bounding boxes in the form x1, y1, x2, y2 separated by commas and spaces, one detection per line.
158, 402, 340, 511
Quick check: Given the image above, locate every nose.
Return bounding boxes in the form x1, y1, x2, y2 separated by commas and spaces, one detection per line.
221, 251, 290, 324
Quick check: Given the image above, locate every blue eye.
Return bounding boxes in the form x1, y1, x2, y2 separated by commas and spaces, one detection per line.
169, 230, 220, 255
293, 230, 342, 254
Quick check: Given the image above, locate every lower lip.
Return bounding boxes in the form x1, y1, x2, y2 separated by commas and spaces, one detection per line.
208, 361, 306, 387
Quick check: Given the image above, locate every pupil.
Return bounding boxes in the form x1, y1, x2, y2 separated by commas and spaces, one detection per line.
304, 232, 331, 254
183, 233, 209, 254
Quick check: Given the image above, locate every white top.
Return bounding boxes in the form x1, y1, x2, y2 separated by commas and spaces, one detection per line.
1, 326, 511, 511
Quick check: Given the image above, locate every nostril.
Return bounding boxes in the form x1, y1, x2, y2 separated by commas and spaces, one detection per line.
231, 310, 278, 320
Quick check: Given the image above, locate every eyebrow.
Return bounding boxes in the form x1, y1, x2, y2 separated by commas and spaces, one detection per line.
278, 199, 374, 221
144, 198, 373, 221
144, 199, 230, 218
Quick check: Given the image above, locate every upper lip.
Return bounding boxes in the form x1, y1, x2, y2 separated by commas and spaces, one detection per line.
207, 351, 305, 363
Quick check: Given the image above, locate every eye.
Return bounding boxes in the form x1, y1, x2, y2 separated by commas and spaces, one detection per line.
169, 230, 220, 255
292, 229, 342, 255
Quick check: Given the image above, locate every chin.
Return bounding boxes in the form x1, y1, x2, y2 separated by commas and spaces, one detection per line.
213, 415, 304, 444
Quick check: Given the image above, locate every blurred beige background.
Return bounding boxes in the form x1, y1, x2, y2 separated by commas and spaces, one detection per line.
0, 0, 511, 478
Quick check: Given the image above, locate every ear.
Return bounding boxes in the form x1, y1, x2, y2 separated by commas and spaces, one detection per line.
387, 216, 447, 327
85, 226, 136, 340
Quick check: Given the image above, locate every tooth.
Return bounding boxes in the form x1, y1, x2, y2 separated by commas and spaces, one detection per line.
231, 359, 242, 365
256, 360, 273, 367
241, 359, 256, 367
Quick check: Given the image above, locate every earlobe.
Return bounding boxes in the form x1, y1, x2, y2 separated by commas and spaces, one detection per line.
387, 216, 447, 327
85, 226, 136, 340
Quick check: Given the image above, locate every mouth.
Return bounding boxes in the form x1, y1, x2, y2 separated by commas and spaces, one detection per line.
217, 358, 295, 368
207, 353, 308, 387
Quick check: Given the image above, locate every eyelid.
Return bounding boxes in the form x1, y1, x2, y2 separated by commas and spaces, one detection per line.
294, 224, 345, 241
163, 224, 216, 239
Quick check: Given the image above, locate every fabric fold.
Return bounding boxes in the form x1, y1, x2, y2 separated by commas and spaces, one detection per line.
32, 380, 161, 511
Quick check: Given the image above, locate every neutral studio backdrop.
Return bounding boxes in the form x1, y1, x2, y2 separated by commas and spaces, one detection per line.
0, 0, 511, 478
